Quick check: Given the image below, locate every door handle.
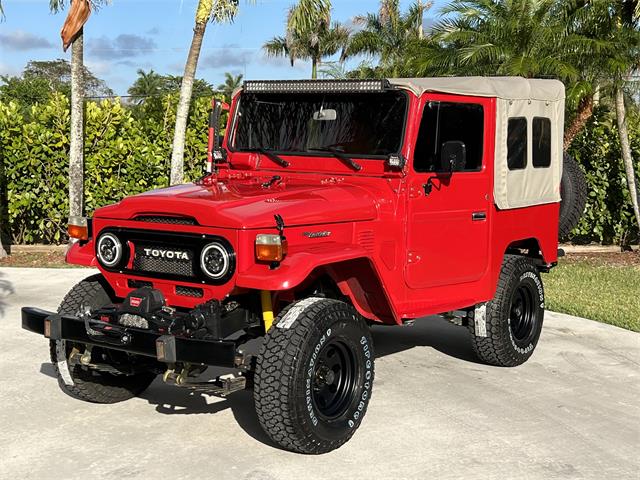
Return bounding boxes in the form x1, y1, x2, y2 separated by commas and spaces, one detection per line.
472, 211, 487, 221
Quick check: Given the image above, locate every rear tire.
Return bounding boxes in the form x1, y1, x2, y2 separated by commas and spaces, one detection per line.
50, 274, 156, 403
254, 298, 374, 454
559, 153, 587, 239
469, 255, 544, 367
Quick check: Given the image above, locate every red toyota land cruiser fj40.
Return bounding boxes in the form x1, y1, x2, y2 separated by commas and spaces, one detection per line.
23, 77, 586, 454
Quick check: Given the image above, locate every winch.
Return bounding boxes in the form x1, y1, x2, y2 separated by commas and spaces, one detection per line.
81, 287, 257, 344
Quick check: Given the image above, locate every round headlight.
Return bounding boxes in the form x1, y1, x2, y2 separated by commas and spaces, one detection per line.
200, 242, 230, 279
96, 233, 122, 267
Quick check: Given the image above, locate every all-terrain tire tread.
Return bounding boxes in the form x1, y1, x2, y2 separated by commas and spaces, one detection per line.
469, 255, 542, 367
559, 153, 588, 239
50, 274, 155, 404
254, 298, 373, 454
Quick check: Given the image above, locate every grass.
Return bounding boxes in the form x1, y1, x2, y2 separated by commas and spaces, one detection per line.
544, 254, 640, 332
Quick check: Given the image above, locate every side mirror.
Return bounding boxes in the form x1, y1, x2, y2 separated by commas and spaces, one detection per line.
439, 141, 466, 173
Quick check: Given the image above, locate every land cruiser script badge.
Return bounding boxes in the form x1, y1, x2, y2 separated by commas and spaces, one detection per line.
143, 248, 189, 260
303, 231, 331, 238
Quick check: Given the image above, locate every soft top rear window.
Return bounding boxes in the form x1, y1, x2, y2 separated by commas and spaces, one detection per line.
231, 91, 407, 157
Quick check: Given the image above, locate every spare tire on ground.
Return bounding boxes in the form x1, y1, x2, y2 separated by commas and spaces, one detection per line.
559, 153, 587, 239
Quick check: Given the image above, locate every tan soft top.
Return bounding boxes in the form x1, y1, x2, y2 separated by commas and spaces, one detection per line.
389, 77, 565, 102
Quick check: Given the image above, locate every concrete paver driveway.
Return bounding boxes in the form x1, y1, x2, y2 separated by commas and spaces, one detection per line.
0, 267, 638, 480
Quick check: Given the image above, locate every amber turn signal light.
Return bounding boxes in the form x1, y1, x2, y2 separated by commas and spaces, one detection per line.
256, 234, 288, 262
68, 216, 89, 241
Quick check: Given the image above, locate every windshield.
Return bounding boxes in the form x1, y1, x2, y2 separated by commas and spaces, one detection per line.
231, 91, 407, 157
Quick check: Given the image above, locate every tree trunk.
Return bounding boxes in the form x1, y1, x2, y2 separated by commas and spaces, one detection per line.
69, 29, 84, 225
615, 87, 640, 232
170, 21, 207, 186
311, 58, 318, 79
563, 95, 593, 152
417, 0, 424, 39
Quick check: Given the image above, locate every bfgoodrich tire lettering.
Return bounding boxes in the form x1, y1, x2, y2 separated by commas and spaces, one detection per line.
470, 255, 544, 367
254, 298, 374, 454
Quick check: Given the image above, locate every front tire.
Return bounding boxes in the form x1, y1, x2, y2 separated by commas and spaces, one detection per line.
50, 274, 156, 403
470, 255, 545, 367
254, 298, 374, 454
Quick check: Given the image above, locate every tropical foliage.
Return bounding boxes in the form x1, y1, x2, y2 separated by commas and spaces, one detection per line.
0, 93, 224, 244
263, 0, 349, 79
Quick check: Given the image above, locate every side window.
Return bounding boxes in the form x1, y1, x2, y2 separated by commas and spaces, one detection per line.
532, 117, 551, 168
414, 102, 484, 173
507, 117, 527, 170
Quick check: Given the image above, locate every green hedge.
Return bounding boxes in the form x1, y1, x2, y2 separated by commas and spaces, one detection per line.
0, 93, 222, 244
0, 96, 638, 245
567, 108, 640, 245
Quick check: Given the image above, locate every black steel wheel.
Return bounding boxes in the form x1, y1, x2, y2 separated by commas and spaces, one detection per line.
312, 339, 358, 420
470, 255, 545, 367
254, 297, 374, 454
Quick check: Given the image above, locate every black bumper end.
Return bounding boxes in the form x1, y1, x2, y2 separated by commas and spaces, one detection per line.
21, 306, 238, 368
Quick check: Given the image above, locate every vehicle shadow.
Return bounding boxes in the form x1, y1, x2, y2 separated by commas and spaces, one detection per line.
0, 271, 15, 318
37, 315, 479, 449
371, 315, 481, 364
140, 379, 280, 448
137, 315, 479, 449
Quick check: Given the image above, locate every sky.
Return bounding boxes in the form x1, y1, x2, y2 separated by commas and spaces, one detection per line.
0, 0, 446, 95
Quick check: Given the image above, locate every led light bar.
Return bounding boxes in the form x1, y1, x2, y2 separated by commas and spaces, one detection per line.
243, 79, 390, 94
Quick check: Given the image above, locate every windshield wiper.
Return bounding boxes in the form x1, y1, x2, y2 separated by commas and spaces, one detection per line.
308, 146, 362, 172
240, 147, 290, 168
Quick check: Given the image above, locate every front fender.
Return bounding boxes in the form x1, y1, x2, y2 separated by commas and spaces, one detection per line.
66, 239, 99, 267
235, 243, 369, 291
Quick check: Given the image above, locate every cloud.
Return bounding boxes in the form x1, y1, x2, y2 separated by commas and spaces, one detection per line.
0, 62, 20, 77
146, 27, 160, 35
116, 60, 153, 69
0, 30, 53, 51
200, 45, 254, 69
85, 60, 113, 76
259, 54, 309, 72
88, 34, 157, 60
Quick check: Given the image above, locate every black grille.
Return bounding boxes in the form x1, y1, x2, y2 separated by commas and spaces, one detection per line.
133, 244, 195, 278
134, 216, 197, 225
176, 285, 204, 298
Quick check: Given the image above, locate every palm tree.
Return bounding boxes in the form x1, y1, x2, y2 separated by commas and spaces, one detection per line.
602, 2, 640, 230
341, 0, 429, 77
217, 72, 243, 102
49, 0, 109, 240
170, 0, 239, 186
420, 0, 611, 150
263, 0, 349, 79
128, 69, 165, 104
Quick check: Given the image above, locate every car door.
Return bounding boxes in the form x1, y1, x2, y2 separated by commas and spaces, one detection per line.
405, 94, 492, 289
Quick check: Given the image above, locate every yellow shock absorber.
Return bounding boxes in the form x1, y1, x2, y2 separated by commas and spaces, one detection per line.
261, 290, 274, 332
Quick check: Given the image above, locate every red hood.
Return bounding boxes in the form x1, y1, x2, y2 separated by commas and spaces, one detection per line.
94, 177, 379, 229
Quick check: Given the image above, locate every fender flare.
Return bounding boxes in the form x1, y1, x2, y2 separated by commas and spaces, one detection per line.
235, 244, 397, 323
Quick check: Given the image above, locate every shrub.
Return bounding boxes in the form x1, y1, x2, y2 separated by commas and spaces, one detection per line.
0, 96, 637, 245
568, 107, 640, 245
0, 94, 222, 244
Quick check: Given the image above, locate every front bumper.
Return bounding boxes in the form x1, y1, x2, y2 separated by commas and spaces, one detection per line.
21, 307, 238, 368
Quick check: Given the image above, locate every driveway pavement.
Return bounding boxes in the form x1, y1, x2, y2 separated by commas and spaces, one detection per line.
0, 267, 638, 480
